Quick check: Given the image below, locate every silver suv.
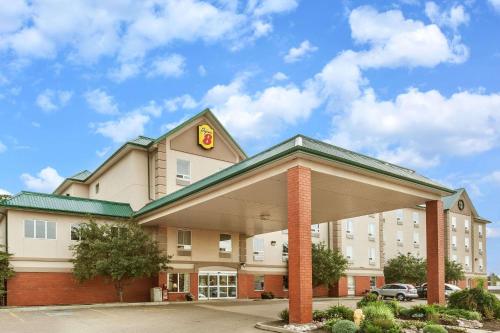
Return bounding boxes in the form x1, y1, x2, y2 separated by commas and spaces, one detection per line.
371, 283, 419, 301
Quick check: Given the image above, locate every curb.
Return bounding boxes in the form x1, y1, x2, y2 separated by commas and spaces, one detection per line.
255, 322, 294, 333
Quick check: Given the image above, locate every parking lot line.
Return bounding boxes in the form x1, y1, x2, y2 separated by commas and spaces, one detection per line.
8, 311, 25, 322
88, 308, 118, 317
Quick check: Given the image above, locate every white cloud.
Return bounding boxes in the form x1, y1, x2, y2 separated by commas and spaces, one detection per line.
488, 0, 500, 12
21, 167, 64, 192
198, 65, 207, 77
93, 101, 163, 143
161, 115, 193, 132
148, 54, 186, 78
96, 146, 111, 158
36, 89, 73, 112
84, 89, 119, 115
0, 0, 298, 81
0, 188, 11, 196
164, 94, 198, 112
284, 40, 318, 63
272, 72, 289, 81
0, 141, 6, 153
487, 226, 500, 238
425, 2, 469, 31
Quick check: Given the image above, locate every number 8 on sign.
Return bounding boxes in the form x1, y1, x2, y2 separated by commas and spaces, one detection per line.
198, 124, 215, 150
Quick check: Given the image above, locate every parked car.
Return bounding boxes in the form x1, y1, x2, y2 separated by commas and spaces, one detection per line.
371, 283, 419, 301
417, 283, 461, 298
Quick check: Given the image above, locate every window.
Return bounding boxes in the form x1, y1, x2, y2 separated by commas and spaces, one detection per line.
478, 225, 483, 237
176, 159, 191, 181
254, 275, 264, 291
452, 254, 458, 262
479, 241, 483, 254
346, 246, 353, 261
479, 258, 483, 271
396, 209, 404, 224
345, 220, 354, 238
282, 242, 288, 262
168, 273, 190, 292
368, 248, 376, 264
24, 220, 56, 240
177, 230, 192, 251
396, 231, 404, 245
219, 234, 232, 253
368, 223, 375, 238
71, 224, 84, 241
413, 232, 420, 246
464, 256, 470, 269
283, 275, 289, 290
452, 235, 457, 250
464, 219, 470, 233
465, 237, 470, 250
311, 224, 320, 237
412, 212, 419, 226
253, 238, 264, 261
95, 183, 99, 194
451, 217, 457, 231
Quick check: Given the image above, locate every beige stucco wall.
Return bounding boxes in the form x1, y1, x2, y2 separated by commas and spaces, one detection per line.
340, 214, 382, 270
0, 214, 6, 247
62, 183, 89, 198
165, 226, 240, 264
382, 208, 427, 262
6, 210, 125, 272
447, 211, 473, 271
89, 149, 149, 210
473, 221, 487, 274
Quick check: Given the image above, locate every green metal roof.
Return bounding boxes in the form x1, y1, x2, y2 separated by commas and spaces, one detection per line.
0, 191, 133, 218
69, 170, 92, 181
135, 135, 453, 217
442, 188, 464, 210
129, 136, 155, 147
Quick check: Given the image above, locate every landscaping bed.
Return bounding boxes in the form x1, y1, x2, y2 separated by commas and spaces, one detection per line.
273, 286, 500, 333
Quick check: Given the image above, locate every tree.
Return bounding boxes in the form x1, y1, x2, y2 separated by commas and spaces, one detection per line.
312, 243, 348, 287
0, 246, 14, 304
384, 253, 426, 286
71, 220, 170, 302
445, 259, 465, 283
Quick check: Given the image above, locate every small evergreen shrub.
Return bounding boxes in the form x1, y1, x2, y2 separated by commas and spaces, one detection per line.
422, 324, 447, 333
399, 304, 438, 321
448, 287, 500, 320
362, 303, 395, 323
433, 306, 482, 321
324, 318, 340, 331
313, 309, 329, 321
330, 319, 357, 333
326, 305, 355, 321
261, 291, 274, 299
357, 293, 380, 308
384, 300, 402, 316
437, 313, 459, 326
399, 320, 427, 330
279, 308, 289, 322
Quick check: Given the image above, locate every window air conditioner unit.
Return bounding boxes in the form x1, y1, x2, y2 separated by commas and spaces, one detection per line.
178, 244, 192, 251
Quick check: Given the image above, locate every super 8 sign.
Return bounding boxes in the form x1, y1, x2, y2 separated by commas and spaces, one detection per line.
198, 124, 214, 150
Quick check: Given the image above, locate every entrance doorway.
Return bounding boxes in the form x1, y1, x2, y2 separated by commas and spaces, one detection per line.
198, 271, 237, 299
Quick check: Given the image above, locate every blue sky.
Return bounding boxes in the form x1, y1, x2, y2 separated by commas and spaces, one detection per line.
0, 0, 499, 273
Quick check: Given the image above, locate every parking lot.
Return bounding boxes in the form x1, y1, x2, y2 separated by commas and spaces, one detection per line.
0, 298, 428, 333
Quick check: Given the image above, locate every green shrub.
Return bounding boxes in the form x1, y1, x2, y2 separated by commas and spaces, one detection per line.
433, 306, 482, 321
324, 318, 340, 331
261, 291, 274, 299
384, 300, 402, 316
422, 324, 447, 333
448, 287, 500, 320
357, 293, 380, 308
438, 313, 459, 326
313, 309, 328, 321
362, 303, 395, 323
399, 320, 427, 330
399, 304, 438, 321
330, 319, 357, 333
279, 308, 289, 322
326, 305, 354, 321
360, 322, 383, 333
361, 320, 401, 333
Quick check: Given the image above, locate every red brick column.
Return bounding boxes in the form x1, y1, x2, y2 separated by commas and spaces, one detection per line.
158, 271, 168, 288
287, 166, 312, 324
426, 200, 446, 305
190, 273, 198, 300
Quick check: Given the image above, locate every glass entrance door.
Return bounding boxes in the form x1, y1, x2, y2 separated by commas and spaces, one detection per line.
198, 271, 237, 299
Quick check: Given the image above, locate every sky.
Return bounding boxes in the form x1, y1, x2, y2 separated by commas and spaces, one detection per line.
0, 0, 499, 273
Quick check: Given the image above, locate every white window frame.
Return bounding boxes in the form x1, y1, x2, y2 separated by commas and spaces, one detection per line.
368, 247, 376, 265
396, 231, 404, 245
452, 254, 458, 263
478, 258, 483, 271
452, 235, 457, 250
219, 234, 232, 253
464, 256, 470, 269
346, 246, 353, 262
168, 273, 190, 293
368, 223, 375, 238
396, 209, 404, 224
177, 229, 192, 251
254, 275, 264, 291
413, 232, 420, 246
478, 241, 483, 254
311, 224, 320, 238
464, 237, 470, 250
176, 159, 191, 181
412, 212, 419, 226
478, 225, 483, 237
24, 219, 56, 240
345, 220, 354, 238
451, 217, 457, 231
464, 219, 470, 233
253, 238, 264, 261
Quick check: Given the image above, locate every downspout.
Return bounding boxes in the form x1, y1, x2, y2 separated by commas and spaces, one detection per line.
147, 150, 152, 201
